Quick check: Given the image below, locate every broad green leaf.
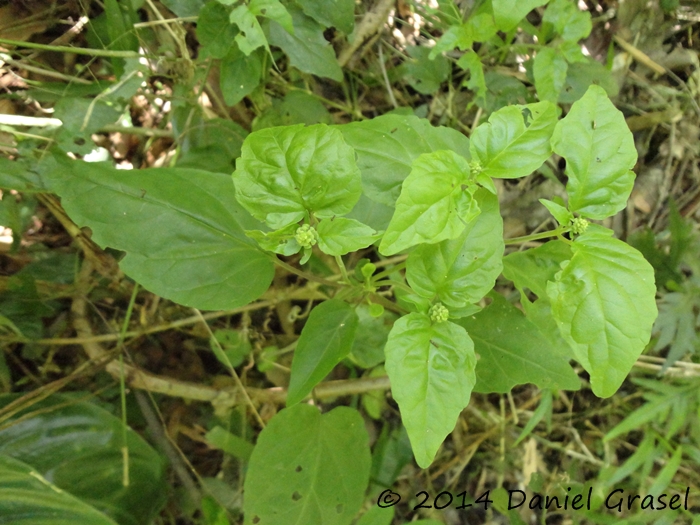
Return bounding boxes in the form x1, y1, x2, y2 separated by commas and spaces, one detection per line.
54, 97, 121, 154
384, 314, 476, 468
470, 101, 557, 179
345, 194, 394, 232
250, 0, 293, 34
0, 455, 119, 525
502, 240, 572, 299
339, 115, 470, 207
349, 304, 397, 369
402, 45, 449, 95
42, 156, 274, 310
0, 273, 53, 339
430, 24, 473, 58
482, 71, 532, 113
268, 6, 343, 81
457, 294, 579, 393
317, 217, 381, 256
287, 300, 359, 406
0, 157, 46, 192
220, 46, 263, 106
355, 505, 394, 525
252, 91, 332, 130
0, 394, 166, 525
161, 0, 204, 17
246, 224, 301, 256
468, 11, 498, 41
542, 0, 592, 42
174, 115, 248, 173
559, 40, 588, 63
539, 198, 573, 226
559, 60, 619, 104
533, 47, 568, 102
297, 0, 354, 33
406, 189, 503, 315
379, 150, 479, 256
230, 4, 268, 56
233, 123, 361, 229
369, 426, 412, 490
492, 0, 549, 31
551, 84, 636, 219
243, 404, 370, 525
458, 50, 486, 104
546, 228, 657, 397
197, 1, 237, 59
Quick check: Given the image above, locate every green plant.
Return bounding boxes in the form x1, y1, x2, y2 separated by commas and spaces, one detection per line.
3, 85, 656, 520
0, 0, 674, 523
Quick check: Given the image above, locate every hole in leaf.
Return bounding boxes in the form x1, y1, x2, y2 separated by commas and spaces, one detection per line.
295, 465, 302, 472
74, 137, 86, 146
336, 504, 344, 514
292, 491, 302, 501
252, 517, 260, 524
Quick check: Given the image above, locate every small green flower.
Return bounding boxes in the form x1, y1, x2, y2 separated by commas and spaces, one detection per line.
429, 303, 450, 323
294, 224, 318, 249
570, 217, 589, 235
469, 160, 483, 175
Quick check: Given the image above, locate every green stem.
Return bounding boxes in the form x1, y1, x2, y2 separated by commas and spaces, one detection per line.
117, 282, 139, 488
272, 256, 344, 288
335, 255, 350, 283
0, 38, 146, 58
504, 227, 568, 245
371, 261, 406, 282
374, 279, 413, 294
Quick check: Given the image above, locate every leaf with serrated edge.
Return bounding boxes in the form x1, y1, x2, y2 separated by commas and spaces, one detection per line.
287, 300, 359, 406
551, 84, 636, 219
470, 101, 557, 179
546, 227, 657, 397
458, 294, 580, 393
385, 314, 476, 468
379, 150, 478, 256
406, 189, 503, 314
233, 123, 361, 229
317, 217, 381, 256
339, 115, 470, 207
42, 156, 274, 311
243, 404, 370, 525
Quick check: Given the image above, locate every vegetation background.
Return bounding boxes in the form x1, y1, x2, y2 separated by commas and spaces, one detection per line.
0, 0, 699, 524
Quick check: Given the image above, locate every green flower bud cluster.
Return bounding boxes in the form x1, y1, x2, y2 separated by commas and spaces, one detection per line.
570, 217, 589, 235
295, 224, 318, 248
469, 160, 483, 175
429, 303, 450, 323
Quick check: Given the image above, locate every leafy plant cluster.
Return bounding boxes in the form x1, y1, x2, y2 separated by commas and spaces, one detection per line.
0, 0, 682, 523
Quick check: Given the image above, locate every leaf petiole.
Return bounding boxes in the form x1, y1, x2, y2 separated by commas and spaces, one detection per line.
504, 226, 568, 245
